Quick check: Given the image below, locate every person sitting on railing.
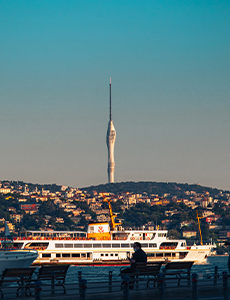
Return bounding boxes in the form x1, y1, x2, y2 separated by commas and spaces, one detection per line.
120, 242, 147, 289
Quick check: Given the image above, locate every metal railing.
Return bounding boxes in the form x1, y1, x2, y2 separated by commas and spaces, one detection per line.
1, 265, 230, 299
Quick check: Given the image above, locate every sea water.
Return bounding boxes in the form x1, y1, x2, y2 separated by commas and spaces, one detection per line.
65, 256, 229, 283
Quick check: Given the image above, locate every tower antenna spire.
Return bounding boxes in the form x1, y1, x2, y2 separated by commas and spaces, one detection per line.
109, 77, 112, 120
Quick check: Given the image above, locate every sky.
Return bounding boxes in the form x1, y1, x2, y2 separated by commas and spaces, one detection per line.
0, 0, 230, 190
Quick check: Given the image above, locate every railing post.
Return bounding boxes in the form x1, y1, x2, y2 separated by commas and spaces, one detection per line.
223, 271, 229, 300
122, 280, 129, 300
51, 272, 55, 295
214, 266, 218, 286
158, 272, 165, 300
109, 271, 112, 292
78, 271, 82, 283
35, 280, 41, 300
79, 279, 87, 300
188, 269, 191, 287
192, 273, 198, 300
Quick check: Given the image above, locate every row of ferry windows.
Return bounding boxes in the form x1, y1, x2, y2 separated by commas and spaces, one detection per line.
41, 252, 177, 258
42, 253, 119, 258
55, 243, 157, 248
42, 253, 91, 258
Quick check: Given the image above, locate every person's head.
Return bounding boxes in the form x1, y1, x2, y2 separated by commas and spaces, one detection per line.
133, 242, 141, 251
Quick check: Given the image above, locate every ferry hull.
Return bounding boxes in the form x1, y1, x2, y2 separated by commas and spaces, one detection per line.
0, 250, 38, 274
30, 248, 211, 265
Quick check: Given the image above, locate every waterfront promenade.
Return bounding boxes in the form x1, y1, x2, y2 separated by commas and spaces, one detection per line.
1, 266, 230, 300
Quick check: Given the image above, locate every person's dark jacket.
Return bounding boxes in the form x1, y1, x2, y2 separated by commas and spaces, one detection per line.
131, 248, 147, 269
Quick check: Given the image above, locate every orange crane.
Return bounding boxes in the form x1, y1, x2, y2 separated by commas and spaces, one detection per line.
103, 196, 121, 230
196, 211, 205, 246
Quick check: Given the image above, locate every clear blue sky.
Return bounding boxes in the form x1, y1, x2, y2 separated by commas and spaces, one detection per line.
0, 0, 230, 189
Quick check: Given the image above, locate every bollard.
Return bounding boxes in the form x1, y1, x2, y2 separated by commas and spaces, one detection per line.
192, 273, 198, 300
109, 271, 113, 292
223, 271, 229, 300
122, 280, 129, 300
214, 266, 218, 286
158, 272, 165, 300
35, 280, 41, 300
79, 279, 87, 300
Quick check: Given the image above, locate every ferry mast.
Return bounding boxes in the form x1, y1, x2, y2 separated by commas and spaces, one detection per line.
106, 77, 116, 183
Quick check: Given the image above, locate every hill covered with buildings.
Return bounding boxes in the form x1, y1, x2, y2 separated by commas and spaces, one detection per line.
0, 180, 229, 251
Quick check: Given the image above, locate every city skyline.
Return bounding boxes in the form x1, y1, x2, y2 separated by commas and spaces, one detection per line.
0, 1, 230, 190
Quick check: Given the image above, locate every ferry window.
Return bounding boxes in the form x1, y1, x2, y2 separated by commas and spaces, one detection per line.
64, 244, 73, 248
81, 254, 86, 258
160, 242, 177, 248
115, 253, 118, 256
101, 254, 104, 256
42, 253, 51, 258
112, 244, 120, 248
102, 244, 111, 248
156, 253, 163, 257
55, 244, 63, 248
13, 243, 23, 248
121, 244, 129, 248
141, 243, 148, 248
74, 244, 83, 248
62, 253, 70, 257
56, 254, 61, 258
84, 244, 93, 248
165, 253, 171, 257
111, 253, 114, 256
26, 242, 49, 248
87, 253, 90, 258
147, 253, 155, 257
172, 253, 176, 257
89, 226, 94, 233
149, 243, 157, 248
105, 254, 109, 256
93, 244, 102, 248
179, 252, 187, 259
72, 253, 80, 258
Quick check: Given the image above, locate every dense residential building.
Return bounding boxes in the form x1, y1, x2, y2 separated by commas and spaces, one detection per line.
0, 179, 229, 253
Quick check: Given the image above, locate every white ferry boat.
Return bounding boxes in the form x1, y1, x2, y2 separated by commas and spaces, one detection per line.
0, 222, 38, 274
12, 201, 214, 265
12, 226, 213, 265
0, 249, 38, 274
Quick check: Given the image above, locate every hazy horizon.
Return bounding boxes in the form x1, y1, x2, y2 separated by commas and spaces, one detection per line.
1, 1, 230, 190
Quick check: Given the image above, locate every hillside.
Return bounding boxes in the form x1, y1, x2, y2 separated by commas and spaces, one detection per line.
83, 181, 224, 196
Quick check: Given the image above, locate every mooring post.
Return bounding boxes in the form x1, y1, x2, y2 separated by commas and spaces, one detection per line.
79, 279, 87, 300
35, 280, 41, 300
122, 280, 129, 300
223, 271, 229, 300
158, 272, 166, 300
192, 273, 198, 300
214, 266, 218, 286
109, 271, 113, 292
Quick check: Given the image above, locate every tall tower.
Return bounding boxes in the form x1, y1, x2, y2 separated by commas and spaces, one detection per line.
106, 77, 116, 183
